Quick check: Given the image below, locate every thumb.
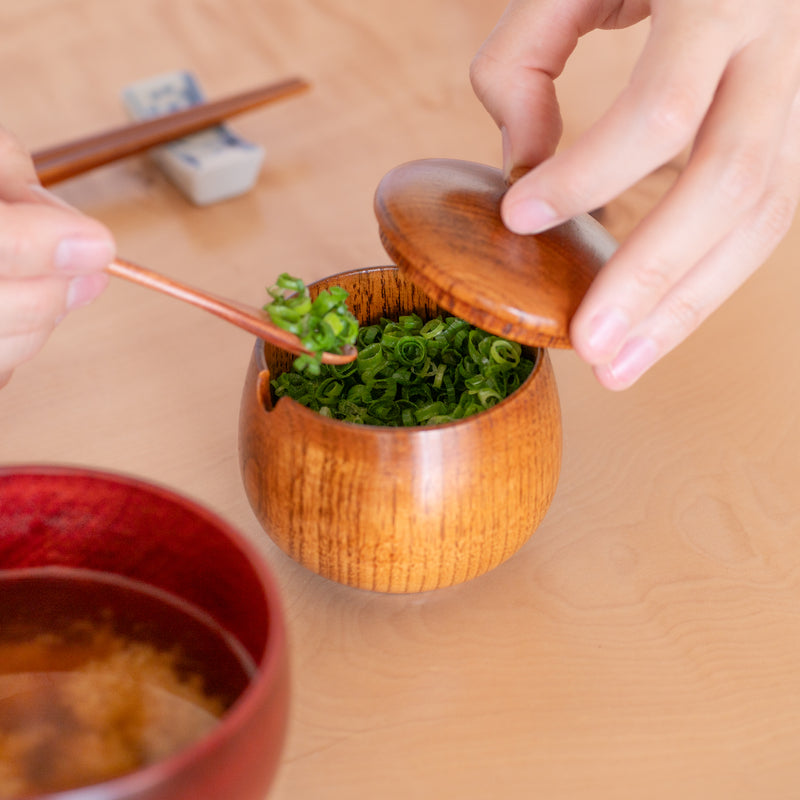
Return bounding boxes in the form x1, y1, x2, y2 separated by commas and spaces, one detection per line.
24, 184, 116, 275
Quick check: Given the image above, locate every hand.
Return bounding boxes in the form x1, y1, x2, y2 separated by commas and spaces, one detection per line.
471, 0, 800, 389
0, 126, 115, 389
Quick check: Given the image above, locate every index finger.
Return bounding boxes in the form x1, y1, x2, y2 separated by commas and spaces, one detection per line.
471, 0, 652, 178
0, 126, 116, 278
0, 200, 115, 280
471, 0, 593, 176
502, 11, 736, 232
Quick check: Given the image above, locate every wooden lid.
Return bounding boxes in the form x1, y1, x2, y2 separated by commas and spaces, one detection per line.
374, 158, 617, 348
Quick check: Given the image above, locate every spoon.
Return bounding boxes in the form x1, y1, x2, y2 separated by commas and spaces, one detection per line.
107, 257, 357, 364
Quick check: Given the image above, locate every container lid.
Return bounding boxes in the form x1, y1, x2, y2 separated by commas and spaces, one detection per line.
374, 158, 618, 348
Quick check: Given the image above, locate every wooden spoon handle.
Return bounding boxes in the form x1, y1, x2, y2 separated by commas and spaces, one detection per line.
107, 258, 356, 364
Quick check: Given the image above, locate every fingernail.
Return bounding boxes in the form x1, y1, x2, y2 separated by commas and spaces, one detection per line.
66, 273, 108, 311
55, 237, 115, 274
503, 197, 559, 234
501, 126, 512, 182
585, 308, 630, 359
500, 128, 532, 185
604, 336, 658, 388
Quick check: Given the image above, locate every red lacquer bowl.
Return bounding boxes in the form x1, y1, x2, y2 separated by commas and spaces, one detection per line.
0, 465, 289, 800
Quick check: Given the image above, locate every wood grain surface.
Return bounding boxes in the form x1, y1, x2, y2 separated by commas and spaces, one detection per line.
374, 158, 618, 348
239, 266, 561, 593
1, 2, 800, 798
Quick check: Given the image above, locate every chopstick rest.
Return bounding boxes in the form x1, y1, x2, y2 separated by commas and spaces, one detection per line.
121, 70, 265, 205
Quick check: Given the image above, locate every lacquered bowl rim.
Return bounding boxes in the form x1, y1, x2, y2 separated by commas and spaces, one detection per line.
0, 463, 288, 800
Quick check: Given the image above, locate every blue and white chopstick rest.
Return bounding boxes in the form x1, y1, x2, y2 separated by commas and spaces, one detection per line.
121, 71, 265, 205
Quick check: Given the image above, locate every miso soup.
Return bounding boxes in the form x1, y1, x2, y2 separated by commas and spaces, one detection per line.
0, 567, 255, 797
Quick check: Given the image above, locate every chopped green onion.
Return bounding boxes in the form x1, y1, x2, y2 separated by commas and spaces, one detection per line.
271, 309, 535, 427
264, 273, 358, 375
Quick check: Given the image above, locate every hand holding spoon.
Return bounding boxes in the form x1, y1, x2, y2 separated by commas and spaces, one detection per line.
107, 257, 357, 364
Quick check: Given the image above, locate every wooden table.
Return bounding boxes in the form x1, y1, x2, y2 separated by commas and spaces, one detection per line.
3, 2, 800, 798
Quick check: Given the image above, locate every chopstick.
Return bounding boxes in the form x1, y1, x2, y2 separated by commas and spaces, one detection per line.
32, 76, 310, 186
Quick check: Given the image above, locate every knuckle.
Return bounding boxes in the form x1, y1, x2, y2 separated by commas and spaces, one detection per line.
752, 187, 799, 244
0, 226, 34, 279
555, 168, 594, 207
661, 288, 707, 336
631, 253, 675, 296
10, 281, 62, 334
701, 0, 740, 25
468, 52, 491, 96
716, 145, 770, 207
642, 83, 704, 150
469, 49, 506, 102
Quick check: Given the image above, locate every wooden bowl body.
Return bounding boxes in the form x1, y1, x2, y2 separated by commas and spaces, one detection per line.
0, 465, 289, 800
239, 266, 562, 593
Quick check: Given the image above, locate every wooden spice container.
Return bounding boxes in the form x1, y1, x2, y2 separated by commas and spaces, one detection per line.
239, 160, 617, 593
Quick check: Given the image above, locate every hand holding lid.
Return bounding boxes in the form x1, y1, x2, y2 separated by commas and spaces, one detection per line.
375, 158, 618, 349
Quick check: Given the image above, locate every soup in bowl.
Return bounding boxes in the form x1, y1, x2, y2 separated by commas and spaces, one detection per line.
0, 465, 289, 800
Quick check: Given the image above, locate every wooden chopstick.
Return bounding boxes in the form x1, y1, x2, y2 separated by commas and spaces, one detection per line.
32, 76, 310, 186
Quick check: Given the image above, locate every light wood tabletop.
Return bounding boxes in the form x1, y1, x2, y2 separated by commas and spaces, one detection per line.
3, 2, 800, 798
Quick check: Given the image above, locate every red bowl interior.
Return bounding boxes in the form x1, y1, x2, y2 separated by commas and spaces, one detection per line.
0, 465, 289, 800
